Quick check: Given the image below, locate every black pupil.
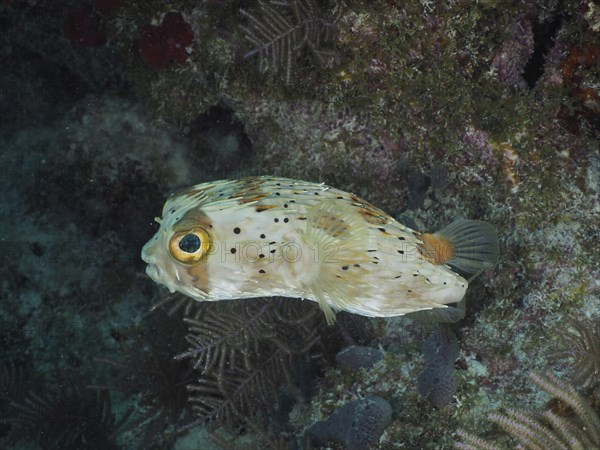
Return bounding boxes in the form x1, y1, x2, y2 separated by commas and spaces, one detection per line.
179, 234, 201, 253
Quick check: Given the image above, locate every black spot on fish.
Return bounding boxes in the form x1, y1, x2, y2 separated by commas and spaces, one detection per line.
283, 218, 289, 223
342, 266, 349, 270
274, 218, 279, 223
398, 250, 404, 254
233, 227, 241, 234
231, 248, 236, 254
378, 227, 386, 232
260, 234, 266, 239
259, 269, 266, 274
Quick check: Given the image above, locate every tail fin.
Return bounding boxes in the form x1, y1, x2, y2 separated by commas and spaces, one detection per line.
419, 219, 499, 279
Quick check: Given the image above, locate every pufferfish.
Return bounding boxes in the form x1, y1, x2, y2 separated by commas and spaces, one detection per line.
142, 176, 498, 324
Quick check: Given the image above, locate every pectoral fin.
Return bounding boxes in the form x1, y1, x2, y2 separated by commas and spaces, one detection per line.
303, 200, 370, 324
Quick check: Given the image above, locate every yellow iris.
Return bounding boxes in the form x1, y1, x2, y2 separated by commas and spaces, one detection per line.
169, 228, 211, 263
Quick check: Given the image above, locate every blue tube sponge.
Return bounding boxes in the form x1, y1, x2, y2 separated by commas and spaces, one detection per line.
417, 327, 459, 407
306, 396, 392, 450
335, 345, 384, 372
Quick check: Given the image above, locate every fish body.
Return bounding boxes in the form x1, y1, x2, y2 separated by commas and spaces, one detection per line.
142, 177, 498, 323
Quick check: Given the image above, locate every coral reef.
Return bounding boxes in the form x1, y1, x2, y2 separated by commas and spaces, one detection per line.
1, 0, 599, 448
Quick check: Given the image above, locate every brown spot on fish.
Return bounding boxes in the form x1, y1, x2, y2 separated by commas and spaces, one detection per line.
238, 193, 270, 204
358, 208, 389, 225
183, 187, 208, 198
310, 210, 350, 237
348, 194, 391, 226
186, 261, 210, 294
232, 178, 264, 201
256, 205, 278, 212
172, 207, 212, 233
418, 233, 454, 265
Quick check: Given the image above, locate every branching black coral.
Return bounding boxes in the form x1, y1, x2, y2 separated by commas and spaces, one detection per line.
240, 0, 343, 84
456, 371, 600, 450
91, 307, 195, 446
186, 345, 294, 430
552, 317, 600, 390
0, 361, 34, 426
6, 387, 126, 450
176, 297, 328, 430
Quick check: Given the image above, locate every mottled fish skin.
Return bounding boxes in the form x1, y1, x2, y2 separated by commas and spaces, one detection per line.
142, 176, 469, 322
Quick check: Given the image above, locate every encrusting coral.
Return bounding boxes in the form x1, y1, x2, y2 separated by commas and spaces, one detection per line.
134, 12, 194, 68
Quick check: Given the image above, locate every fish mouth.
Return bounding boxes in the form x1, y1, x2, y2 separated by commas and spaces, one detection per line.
145, 263, 161, 282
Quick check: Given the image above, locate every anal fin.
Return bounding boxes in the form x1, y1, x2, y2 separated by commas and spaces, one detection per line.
405, 296, 466, 323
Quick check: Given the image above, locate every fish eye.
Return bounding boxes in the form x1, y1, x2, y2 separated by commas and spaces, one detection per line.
179, 234, 201, 253
169, 228, 210, 263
